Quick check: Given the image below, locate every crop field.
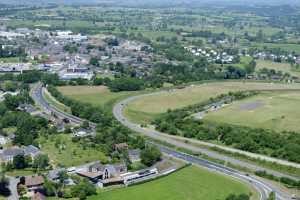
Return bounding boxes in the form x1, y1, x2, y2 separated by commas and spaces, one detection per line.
124, 81, 300, 123
204, 91, 300, 132
88, 166, 257, 200
57, 86, 140, 112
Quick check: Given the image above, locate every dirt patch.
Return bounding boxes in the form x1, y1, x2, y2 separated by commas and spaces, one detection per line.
239, 101, 264, 111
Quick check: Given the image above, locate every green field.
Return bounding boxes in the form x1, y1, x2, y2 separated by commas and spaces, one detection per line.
57, 86, 141, 112
124, 81, 300, 124
0, 57, 21, 63
89, 166, 257, 200
37, 134, 107, 167
252, 42, 300, 54
204, 91, 300, 132
256, 60, 300, 77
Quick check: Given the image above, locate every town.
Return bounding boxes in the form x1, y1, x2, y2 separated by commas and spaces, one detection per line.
0, 1, 299, 200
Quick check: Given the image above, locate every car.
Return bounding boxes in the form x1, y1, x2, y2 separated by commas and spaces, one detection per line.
63, 118, 70, 123
67, 167, 76, 173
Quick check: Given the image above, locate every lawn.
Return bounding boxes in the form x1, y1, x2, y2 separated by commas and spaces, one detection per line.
204, 91, 300, 132
6, 169, 47, 177
0, 57, 21, 63
37, 134, 107, 167
124, 81, 300, 124
57, 86, 141, 112
88, 166, 258, 200
256, 60, 300, 77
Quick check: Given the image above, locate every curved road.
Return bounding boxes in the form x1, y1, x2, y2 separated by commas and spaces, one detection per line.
114, 90, 300, 170
31, 83, 293, 200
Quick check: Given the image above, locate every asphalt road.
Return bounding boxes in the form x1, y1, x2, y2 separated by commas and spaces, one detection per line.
31, 84, 293, 200
7, 177, 19, 200
114, 91, 300, 170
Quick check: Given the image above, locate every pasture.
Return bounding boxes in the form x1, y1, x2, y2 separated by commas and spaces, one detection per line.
124, 81, 300, 123
57, 85, 140, 112
204, 91, 300, 132
88, 166, 257, 200
252, 42, 300, 54
256, 60, 300, 77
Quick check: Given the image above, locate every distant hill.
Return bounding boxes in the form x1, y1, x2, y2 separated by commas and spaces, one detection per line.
0, 0, 299, 6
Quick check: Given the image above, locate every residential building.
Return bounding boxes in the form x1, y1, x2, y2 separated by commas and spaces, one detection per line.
0, 147, 24, 162
76, 161, 127, 186
24, 175, 44, 192
114, 143, 129, 151
128, 149, 141, 163
0, 145, 41, 163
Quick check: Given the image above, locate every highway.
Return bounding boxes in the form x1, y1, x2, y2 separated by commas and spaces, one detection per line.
31, 83, 96, 128
31, 83, 293, 200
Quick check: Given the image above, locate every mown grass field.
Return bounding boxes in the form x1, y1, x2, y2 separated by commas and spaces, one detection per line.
57, 86, 141, 112
204, 91, 300, 132
37, 134, 107, 167
124, 81, 300, 124
252, 42, 300, 54
256, 60, 300, 77
88, 166, 258, 200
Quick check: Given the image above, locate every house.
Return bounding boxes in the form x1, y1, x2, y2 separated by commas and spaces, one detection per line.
47, 168, 66, 181
128, 149, 141, 162
25, 175, 44, 192
0, 147, 24, 162
114, 143, 129, 151
76, 161, 127, 186
24, 145, 41, 159
0, 145, 41, 163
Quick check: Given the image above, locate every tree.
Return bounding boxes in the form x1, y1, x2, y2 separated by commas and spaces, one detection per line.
245, 59, 256, 74
267, 192, 276, 200
108, 77, 144, 92
89, 57, 99, 67
32, 154, 49, 170
141, 145, 161, 167
225, 194, 250, 200
71, 179, 96, 200
13, 155, 27, 169
0, 173, 10, 197
93, 77, 103, 86
3, 81, 17, 92
43, 179, 57, 196
58, 171, 69, 185
81, 121, 90, 129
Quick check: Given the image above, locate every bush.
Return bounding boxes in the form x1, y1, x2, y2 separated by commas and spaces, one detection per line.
141, 145, 162, 167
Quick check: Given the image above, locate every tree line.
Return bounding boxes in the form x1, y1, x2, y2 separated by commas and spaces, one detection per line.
153, 91, 300, 163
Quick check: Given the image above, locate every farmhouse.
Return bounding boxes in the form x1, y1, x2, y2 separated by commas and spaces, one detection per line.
76, 161, 127, 186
